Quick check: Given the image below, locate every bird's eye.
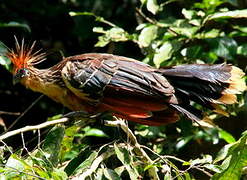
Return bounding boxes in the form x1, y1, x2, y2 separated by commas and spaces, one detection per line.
18, 68, 30, 77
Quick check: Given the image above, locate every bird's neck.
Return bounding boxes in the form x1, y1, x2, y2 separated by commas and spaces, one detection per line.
22, 67, 63, 96
21, 66, 90, 111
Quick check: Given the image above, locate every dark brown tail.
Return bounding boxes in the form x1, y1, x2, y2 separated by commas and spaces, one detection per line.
160, 63, 246, 122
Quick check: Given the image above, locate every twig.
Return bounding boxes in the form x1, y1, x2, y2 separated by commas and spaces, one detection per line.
1, 164, 46, 180
0, 140, 13, 154
105, 118, 160, 180
141, 146, 213, 178
73, 149, 115, 180
5, 95, 44, 132
135, 7, 179, 36
0, 111, 20, 116
0, 118, 68, 141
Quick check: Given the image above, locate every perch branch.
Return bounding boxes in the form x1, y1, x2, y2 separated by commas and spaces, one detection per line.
105, 118, 160, 180
0, 118, 69, 141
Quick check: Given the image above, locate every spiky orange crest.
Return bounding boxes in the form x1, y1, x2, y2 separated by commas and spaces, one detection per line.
6, 37, 46, 73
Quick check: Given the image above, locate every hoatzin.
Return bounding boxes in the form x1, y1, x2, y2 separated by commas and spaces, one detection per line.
5, 39, 246, 126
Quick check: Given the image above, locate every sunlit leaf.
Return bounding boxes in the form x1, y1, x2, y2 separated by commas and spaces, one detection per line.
0, 41, 12, 71
146, 0, 159, 15
153, 41, 181, 68
6, 154, 25, 172
84, 128, 108, 137
182, 9, 195, 20
218, 129, 236, 143
237, 44, 247, 56
51, 168, 68, 180
94, 27, 129, 47
207, 9, 247, 21
212, 131, 247, 180
138, 25, 158, 47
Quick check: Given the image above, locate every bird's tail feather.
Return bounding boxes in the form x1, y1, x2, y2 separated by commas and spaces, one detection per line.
160, 63, 246, 122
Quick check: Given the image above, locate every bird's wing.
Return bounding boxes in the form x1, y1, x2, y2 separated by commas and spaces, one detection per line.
61, 53, 178, 123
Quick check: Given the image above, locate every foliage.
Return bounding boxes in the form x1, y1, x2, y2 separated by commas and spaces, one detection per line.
0, 0, 246, 179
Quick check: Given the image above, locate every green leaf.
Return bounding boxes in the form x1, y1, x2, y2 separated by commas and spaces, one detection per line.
64, 146, 92, 176
153, 41, 181, 68
94, 27, 129, 47
153, 42, 173, 68
114, 143, 139, 180
218, 129, 236, 143
103, 168, 121, 180
85, 128, 108, 137
188, 155, 213, 166
6, 154, 25, 172
203, 9, 247, 25
140, 0, 147, 4
206, 37, 238, 60
182, 9, 195, 20
0, 41, 12, 71
138, 25, 158, 47
42, 125, 65, 166
0, 21, 31, 32
207, 9, 247, 21
146, 0, 159, 15
73, 151, 98, 175
212, 130, 247, 180
214, 144, 233, 163
237, 44, 247, 56
51, 168, 68, 180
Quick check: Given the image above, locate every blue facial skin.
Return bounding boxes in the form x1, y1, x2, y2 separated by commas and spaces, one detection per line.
13, 68, 30, 85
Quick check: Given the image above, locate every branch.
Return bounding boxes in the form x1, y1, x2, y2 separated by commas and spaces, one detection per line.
105, 118, 160, 180
0, 111, 20, 116
0, 118, 69, 141
142, 146, 213, 178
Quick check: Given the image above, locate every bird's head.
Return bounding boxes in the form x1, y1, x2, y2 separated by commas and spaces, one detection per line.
6, 37, 46, 84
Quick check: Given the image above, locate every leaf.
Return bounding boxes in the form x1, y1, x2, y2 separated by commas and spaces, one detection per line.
218, 129, 236, 143
237, 44, 247, 56
138, 25, 158, 47
153, 41, 181, 68
84, 128, 108, 137
0, 21, 31, 32
182, 9, 195, 20
94, 27, 129, 47
73, 151, 98, 175
146, 0, 159, 15
42, 125, 65, 166
64, 146, 92, 176
0, 41, 12, 71
114, 143, 139, 180
188, 155, 213, 166
212, 131, 247, 180
206, 37, 238, 60
213, 144, 233, 163
51, 168, 68, 180
203, 9, 247, 25
103, 168, 121, 180
6, 154, 25, 172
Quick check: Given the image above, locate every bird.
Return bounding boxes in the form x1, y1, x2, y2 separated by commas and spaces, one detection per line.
5, 38, 246, 126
